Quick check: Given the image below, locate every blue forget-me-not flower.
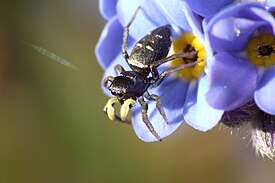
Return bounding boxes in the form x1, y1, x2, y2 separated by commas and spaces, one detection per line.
203, 2, 275, 159
204, 2, 275, 115
95, 0, 233, 142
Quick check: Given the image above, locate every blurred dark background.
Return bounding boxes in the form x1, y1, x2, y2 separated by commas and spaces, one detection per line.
0, 0, 274, 183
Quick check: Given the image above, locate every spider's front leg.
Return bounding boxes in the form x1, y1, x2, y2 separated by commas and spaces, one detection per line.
104, 64, 125, 88
103, 76, 114, 89
138, 97, 162, 141
114, 64, 125, 75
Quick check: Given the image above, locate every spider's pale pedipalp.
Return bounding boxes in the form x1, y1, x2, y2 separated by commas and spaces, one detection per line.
104, 97, 119, 120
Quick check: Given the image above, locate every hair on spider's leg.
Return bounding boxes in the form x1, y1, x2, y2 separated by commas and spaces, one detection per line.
122, 7, 141, 61
143, 92, 169, 124
114, 64, 125, 75
151, 60, 202, 88
138, 97, 162, 141
103, 76, 114, 89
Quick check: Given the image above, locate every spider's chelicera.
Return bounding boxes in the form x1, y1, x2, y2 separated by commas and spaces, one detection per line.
103, 8, 199, 141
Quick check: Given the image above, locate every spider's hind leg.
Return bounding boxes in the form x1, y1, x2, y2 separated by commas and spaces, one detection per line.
122, 7, 141, 61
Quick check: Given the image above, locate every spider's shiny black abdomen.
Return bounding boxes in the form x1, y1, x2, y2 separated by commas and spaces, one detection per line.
128, 25, 172, 74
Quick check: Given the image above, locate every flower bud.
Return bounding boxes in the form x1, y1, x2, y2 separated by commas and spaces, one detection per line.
220, 101, 259, 128
251, 112, 275, 160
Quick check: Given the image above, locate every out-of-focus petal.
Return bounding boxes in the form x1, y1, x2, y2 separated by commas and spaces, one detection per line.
206, 52, 257, 110
95, 16, 134, 69
132, 77, 189, 142
205, 3, 274, 52
99, 0, 117, 20
184, 75, 224, 131
255, 67, 275, 115
116, 0, 169, 40
185, 0, 234, 17
267, 6, 275, 12
266, 0, 275, 10
209, 17, 266, 52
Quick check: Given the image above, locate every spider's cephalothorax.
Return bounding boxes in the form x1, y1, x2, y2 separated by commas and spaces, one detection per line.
103, 7, 199, 141
109, 71, 149, 102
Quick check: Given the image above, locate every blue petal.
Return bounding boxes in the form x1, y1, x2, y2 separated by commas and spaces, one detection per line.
99, 0, 117, 20
182, 1, 204, 40
203, 17, 215, 73
185, 0, 234, 17
116, 0, 169, 40
183, 75, 224, 131
205, 3, 274, 52
255, 67, 275, 115
139, 1, 169, 26
155, 0, 192, 32
132, 77, 189, 142
206, 52, 257, 111
95, 16, 134, 69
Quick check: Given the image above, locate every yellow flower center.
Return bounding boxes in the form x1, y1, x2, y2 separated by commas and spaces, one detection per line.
170, 32, 206, 80
246, 34, 275, 67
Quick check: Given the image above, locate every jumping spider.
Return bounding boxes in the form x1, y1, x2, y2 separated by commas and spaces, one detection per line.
103, 7, 199, 141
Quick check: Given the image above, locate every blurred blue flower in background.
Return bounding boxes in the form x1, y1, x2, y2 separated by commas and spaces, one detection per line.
95, 0, 229, 142
204, 2, 275, 115
184, 0, 234, 17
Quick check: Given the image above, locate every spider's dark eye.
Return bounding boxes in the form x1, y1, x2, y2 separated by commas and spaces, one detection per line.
118, 93, 124, 98
111, 91, 116, 95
